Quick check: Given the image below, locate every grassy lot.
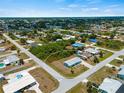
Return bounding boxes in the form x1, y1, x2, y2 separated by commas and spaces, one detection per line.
88, 67, 116, 84
96, 39, 124, 51
19, 53, 29, 59
98, 50, 113, 61
29, 68, 59, 93
66, 82, 88, 93
119, 55, 124, 59
47, 55, 88, 78
110, 59, 124, 67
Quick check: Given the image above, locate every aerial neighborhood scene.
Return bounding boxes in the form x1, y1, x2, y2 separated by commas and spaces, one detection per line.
0, 0, 124, 93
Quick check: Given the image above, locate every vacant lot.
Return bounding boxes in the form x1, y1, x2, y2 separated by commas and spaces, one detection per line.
19, 53, 29, 59
110, 59, 123, 67
29, 68, 59, 93
88, 67, 116, 84
66, 82, 88, 93
49, 55, 88, 78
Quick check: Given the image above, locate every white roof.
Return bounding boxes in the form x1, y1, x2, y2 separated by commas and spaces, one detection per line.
99, 78, 122, 93
3, 55, 19, 65
64, 57, 82, 67
0, 40, 4, 44
118, 65, 124, 75
0, 47, 6, 52
26, 40, 35, 44
0, 74, 4, 78
3, 71, 36, 93
85, 48, 99, 54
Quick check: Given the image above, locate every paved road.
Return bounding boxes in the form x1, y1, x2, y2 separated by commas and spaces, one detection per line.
3, 34, 65, 81
4, 33, 124, 93
53, 49, 124, 93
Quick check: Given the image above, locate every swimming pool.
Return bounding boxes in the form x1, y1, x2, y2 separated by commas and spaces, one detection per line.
0, 63, 5, 68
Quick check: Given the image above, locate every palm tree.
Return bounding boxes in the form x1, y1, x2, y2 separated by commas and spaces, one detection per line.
99, 50, 103, 58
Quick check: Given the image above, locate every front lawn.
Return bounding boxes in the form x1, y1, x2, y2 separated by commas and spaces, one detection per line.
110, 59, 124, 67
66, 82, 88, 93
98, 50, 113, 61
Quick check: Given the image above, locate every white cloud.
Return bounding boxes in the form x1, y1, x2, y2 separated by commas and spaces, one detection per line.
68, 4, 78, 8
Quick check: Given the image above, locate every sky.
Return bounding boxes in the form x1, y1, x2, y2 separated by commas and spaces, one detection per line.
0, 0, 124, 17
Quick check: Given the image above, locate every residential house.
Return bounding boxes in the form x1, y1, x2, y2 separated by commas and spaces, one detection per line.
64, 57, 82, 67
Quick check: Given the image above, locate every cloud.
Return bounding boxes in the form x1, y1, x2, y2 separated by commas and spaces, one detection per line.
68, 4, 78, 8
86, 0, 102, 4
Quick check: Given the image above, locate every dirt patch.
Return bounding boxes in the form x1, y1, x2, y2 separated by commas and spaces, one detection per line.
29, 68, 59, 93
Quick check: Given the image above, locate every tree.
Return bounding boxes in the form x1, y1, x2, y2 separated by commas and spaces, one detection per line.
70, 67, 75, 74
81, 37, 86, 43
20, 38, 26, 45
17, 49, 20, 56
19, 59, 24, 65
10, 45, 17, 50
99, 50, 103, 58
93, 55, 99, 63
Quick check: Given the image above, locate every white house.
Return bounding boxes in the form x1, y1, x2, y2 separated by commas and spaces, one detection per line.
26, 40, 35, 44
3, 55, 20, 65
3, 71, 39, 93
0, 40, 5, 44
99, 78, 122, 93
0, 47, 6, 52
85, 48, 99, 55
63, 35, 75, 40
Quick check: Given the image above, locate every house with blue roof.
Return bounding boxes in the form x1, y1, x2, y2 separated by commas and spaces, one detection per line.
89, 39, 97, 43
72, 43, 85, 48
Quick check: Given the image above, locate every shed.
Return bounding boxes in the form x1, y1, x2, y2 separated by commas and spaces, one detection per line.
64, 57, 82, 67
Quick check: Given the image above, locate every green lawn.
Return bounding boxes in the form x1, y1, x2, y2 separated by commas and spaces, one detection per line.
110, 59, 123, 67
66, 82, 88, 93
98, 50, 113, 61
